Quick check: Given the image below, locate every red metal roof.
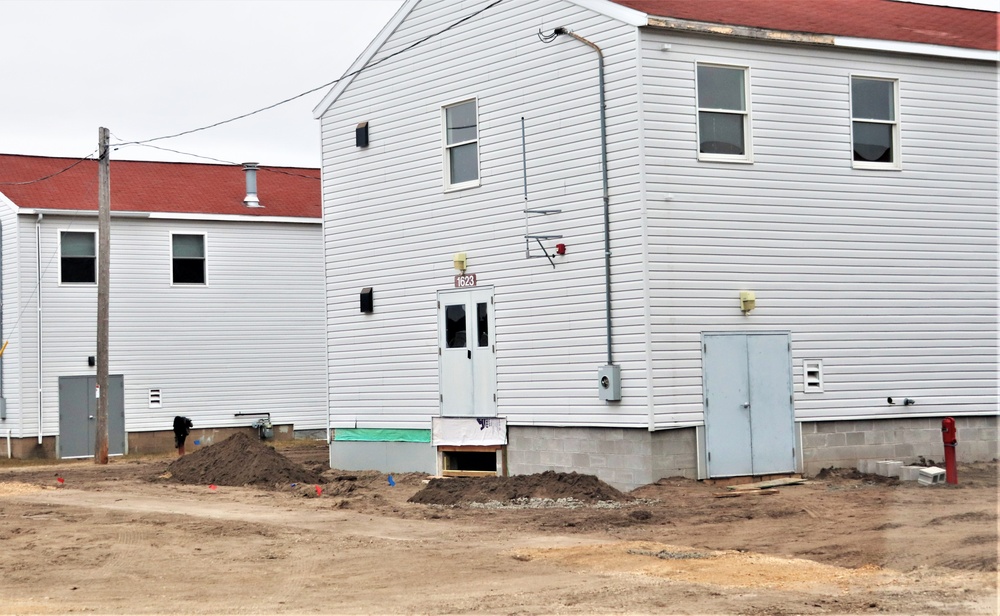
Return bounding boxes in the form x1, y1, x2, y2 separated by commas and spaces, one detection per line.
612, 0, 999, 51
0, 154, 320, 219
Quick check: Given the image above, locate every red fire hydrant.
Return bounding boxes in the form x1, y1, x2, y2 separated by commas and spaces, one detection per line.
941, 417, 958, 485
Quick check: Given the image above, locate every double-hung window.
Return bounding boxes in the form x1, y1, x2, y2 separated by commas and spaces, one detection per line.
60, 231, 96, 284
696, 64, 751, 162
443, 99, 479, 189
171, 233, 206, 285
851, 76, 899, 169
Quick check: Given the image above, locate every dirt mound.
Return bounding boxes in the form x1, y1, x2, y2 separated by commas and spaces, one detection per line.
161, 433, 323, 489
408, 471, 632, 506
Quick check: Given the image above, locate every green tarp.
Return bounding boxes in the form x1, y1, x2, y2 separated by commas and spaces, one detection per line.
333, 428, 431, 443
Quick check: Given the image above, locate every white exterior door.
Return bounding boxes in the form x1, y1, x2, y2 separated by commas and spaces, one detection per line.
438, 287, 496, 417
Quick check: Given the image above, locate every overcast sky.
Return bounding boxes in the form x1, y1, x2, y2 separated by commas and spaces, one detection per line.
0, 0, 404, 168
1, 0, 994, 169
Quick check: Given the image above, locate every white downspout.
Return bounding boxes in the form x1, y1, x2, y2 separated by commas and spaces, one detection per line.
5, 429, 10, 459
35, 213, 43, 444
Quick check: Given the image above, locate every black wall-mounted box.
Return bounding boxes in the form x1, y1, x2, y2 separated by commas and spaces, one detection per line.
360, 287, 374, 313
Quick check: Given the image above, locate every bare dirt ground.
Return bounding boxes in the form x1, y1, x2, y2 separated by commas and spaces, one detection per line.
0, 438, 996, 615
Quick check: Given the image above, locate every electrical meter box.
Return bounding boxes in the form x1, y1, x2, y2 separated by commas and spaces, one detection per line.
597, 364, 621, 401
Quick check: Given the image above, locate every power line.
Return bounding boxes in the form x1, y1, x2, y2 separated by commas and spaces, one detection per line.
113, 0, 504, 149
0, 151, 98, 186
117, 143, 320, 180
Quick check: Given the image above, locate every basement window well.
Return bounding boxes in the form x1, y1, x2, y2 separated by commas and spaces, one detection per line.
439, 446, 502, 477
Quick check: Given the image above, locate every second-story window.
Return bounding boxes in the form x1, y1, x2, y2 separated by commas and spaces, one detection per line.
696, 64, 751, 162
172, 233, 206, 285
60, 231, 96, 284
851, 76, 899, 169
443, 99, 479, 190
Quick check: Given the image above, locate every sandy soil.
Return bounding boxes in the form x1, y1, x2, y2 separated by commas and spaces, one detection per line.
0, 441, 996, 615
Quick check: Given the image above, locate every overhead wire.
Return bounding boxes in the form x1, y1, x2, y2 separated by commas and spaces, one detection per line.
0, 150, 99, 186
114, 0, 504, 150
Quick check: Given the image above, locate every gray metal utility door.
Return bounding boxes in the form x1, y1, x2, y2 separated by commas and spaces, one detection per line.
58, 375, 125, 458
702, 333, 795, 478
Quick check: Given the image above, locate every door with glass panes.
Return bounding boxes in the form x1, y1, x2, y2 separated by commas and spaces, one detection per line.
438, 287, 496, 417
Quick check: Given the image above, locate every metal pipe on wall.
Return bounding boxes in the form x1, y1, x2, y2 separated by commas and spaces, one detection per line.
35, 213, 43, 444
555, 28, 614, 366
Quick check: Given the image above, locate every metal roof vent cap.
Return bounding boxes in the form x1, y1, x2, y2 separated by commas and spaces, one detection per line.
242, 162, 262, 208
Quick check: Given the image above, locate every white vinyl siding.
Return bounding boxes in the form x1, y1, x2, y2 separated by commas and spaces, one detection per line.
641, 31, 997, 427
18, 214, 326, 438
320, 0, 649, 430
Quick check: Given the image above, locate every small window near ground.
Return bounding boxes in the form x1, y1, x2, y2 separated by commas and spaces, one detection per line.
172, 234, 206, 285
803, 360, 824, 393
443, 99, 479, 189
60, 231, 96, 284
148, 389, 162, 409
851, 76, 899, 169
696, 64, 751, 162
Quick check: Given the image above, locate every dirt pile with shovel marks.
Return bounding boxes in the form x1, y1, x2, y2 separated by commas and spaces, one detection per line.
160, 432, 323, 488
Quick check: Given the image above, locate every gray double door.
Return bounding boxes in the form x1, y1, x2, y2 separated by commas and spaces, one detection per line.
58, 375, 125, 458
702, 333, 795, 478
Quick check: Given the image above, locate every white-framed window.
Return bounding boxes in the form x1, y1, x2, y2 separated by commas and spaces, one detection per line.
803, 360, 824, 393
171, 233, 207, 285
696, 63, 752, 163
442, 98, 480, 190
850, 76, 900, 169
60, 230, 96, 284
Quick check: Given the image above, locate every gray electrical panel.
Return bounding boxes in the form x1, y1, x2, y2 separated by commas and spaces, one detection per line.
597, 364, 621, 401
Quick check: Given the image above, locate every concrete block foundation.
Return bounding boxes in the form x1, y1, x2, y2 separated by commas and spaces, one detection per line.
507, 426, 697, 492
801, 416, 997, 475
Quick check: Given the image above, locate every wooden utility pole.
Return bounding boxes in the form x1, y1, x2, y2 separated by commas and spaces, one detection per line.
95, 127, 110, 464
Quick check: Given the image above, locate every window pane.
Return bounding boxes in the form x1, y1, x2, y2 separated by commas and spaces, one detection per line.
476, 302, 488, 347
445, 304, 467, 348
852, 78, 894, 121
449, 142, 479, 185
61, 231, 95, 257
697, 66, 745, 111
173, 234, 204, 258
699, 111, 745, 155
173, 259, 205, 284
446, 101, 477, 144
61, 257, 95, 283
853, 121, 893, 163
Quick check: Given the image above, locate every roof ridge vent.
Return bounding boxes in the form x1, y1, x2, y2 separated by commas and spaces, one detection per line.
243, 162, 262, 208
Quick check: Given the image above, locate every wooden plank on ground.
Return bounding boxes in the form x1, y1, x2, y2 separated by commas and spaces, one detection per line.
728, 477, 805, 491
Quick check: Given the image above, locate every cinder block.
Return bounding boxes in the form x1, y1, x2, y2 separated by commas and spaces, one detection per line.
858, 459, 878, 474
817, 422, 837, 434
918, 466, 946, 485
899, 465, 922, 481
846, 432, 865, 446
826, 433, 847, 447
876, 460, 902, 477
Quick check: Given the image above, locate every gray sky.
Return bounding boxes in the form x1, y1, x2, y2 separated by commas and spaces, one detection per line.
1, 0, 994, 169
0, 0, 404, 168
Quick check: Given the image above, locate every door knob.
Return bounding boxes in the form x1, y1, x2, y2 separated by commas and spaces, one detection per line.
89, 415, 94, 419
742, 402, 750, 409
